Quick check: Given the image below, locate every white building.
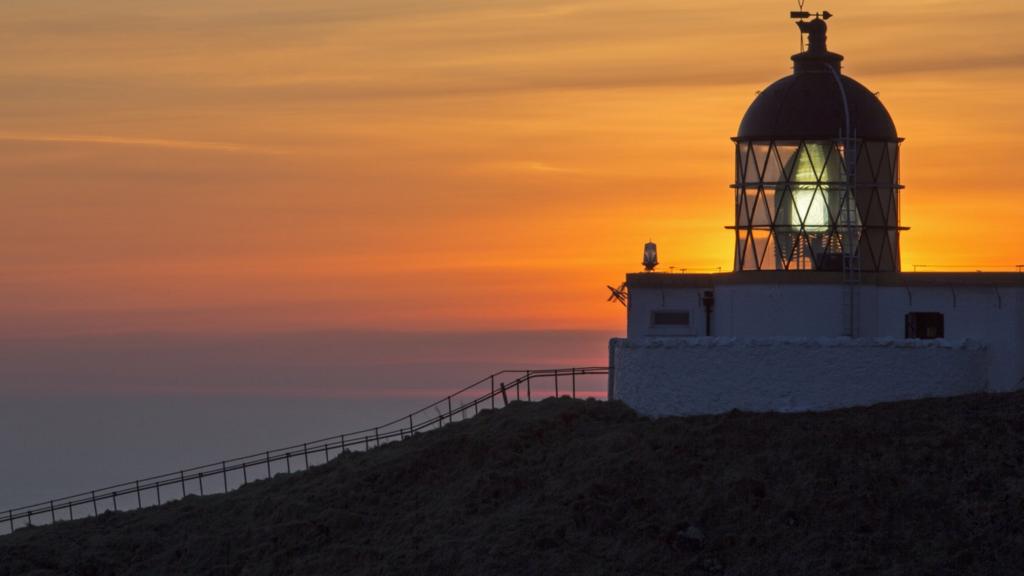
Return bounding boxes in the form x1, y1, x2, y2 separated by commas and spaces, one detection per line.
609, 13, 1024, 416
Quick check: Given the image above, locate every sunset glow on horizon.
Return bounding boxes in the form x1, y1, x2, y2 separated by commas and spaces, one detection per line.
5, 0, 1024, 337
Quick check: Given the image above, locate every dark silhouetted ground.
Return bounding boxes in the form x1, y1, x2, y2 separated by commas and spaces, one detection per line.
2, 393, 1023, 575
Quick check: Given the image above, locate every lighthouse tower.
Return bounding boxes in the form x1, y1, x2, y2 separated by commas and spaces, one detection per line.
609, 11, 1024, 416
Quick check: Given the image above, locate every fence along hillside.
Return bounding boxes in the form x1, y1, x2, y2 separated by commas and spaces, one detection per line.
1, 367, 608, 535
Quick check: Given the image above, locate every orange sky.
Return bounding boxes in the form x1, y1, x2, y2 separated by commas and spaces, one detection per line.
3, 0, 1024, 337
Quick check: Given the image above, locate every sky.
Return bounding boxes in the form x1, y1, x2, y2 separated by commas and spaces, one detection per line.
2, 0, 1024, 508
4, 0, 1023, 338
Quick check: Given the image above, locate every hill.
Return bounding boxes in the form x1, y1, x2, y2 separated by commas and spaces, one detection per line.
2, 393, 1024, 575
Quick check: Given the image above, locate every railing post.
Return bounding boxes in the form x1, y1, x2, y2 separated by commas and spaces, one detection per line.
527, 370, 532, 401
222, 461, 229, 492
409, 414, 414, 436
490, 375, 495, 409
447, 396, 452, 424
68, 502, 74, 521
198, 473, 205, 496
180, 471, 186, 497
242, 463, 248, 485
374, 427, 380, 448
157, 482, 162, 505
303, 444, 309, 469
92, 491, 98, 516
9, 510, 14, 533
136, 481, 142, 509
555, 372, 559, 398
111, 492, 118, 512
50, 500, 55, 524
572, 369, 576, 398
500, 382, 508, 406
265, 452, 272, 478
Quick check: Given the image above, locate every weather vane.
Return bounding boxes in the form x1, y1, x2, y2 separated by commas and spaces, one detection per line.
791, 2, 832, 52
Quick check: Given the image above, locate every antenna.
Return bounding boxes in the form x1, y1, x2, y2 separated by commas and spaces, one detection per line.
606, 283, 628, 307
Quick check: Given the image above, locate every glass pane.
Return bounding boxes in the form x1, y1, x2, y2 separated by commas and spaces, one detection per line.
775, 230, 798, 269
888, 230, 899, 270
889, 143, 900, 184
737, 187, 751, 226
763, 144, 784, 182
736, 143, 749, 183
762, 186, 778, 222
752, 144, 771, 182
801, 186, 830, 232
776, 143, 799, 180
742, 231, 758, 270
751, 188, 773, 226
751, 229, 773, 269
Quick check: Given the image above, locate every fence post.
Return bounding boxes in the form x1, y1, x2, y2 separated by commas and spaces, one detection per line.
265, 452, 272, 478
447, 396, 452, 424
409, 414, 414, 436
285, 454, 291, 474
555, 372, 559, 398
92, 491, 98, 516
527, 370, 532, 401
501, 382, 508, 406
490, 375, 495, 409
8, 510, 13, 533
199, 473, 205, 496
572, 369, 576, 398
111, 492, 118, 512
180, 471, 186, 497
68, 502, 74, 521
50, 501, 55, 524
303, 444, 310, 469
374, 427, 380, 447
222, 462, 229, 492
136, 481, 142, 509
157, 482, 162, 505
242, 463, 248, 485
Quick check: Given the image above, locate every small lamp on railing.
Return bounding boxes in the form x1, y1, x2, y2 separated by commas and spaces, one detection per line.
643, 241, 659, 272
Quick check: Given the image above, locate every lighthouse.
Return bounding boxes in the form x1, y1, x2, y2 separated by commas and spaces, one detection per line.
609, 11, 1024, 416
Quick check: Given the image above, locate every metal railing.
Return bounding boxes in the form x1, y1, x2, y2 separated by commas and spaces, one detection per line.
1, 367, 608, 535
911, 264, 1024, 272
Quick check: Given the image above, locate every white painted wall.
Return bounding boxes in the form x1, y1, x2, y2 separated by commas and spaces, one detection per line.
626, 281, 1024, 391
610, 337, 989, 416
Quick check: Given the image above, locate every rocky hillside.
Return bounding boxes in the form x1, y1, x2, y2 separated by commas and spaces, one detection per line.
2, 393, 1024, 576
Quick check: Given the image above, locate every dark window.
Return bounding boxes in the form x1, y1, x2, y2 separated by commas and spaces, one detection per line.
652, 311, 691, 326
905, 312, 944, 339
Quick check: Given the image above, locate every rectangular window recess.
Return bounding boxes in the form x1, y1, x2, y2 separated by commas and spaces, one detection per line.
652, 310, 691, 326
905, 312, 944, 339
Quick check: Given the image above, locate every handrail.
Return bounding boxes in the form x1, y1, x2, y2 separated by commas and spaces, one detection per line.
1, 366, 608, 534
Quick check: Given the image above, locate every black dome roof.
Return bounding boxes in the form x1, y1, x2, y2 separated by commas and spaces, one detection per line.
737, 17, 898, 142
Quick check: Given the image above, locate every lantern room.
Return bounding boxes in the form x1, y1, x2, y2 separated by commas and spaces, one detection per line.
731, 13, 903, 272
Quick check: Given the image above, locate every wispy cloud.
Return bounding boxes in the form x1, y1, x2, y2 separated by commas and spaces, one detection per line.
0, 132, 289, 155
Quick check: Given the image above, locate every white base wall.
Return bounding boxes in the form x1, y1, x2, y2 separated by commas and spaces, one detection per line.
610, 337, 989, 416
